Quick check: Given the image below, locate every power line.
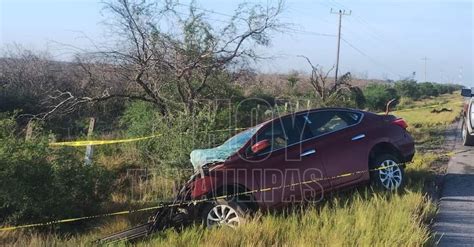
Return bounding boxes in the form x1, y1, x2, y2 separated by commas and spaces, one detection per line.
287, 28, 337, 37
341, 37, 400, 78
329, 0, 411, 57
177, 3, 337, 37
175, 2, 399, 79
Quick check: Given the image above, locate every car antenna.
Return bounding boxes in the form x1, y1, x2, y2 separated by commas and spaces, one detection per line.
385, 98, 397, 115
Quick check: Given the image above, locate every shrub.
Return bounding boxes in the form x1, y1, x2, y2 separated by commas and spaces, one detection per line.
394, 80, 420, 100
120, 102, 231, 170
418, 82, 439, 98
0, 114, 113, 226
363, 84, 399, 112
348, 87, 366, 109
393, 81, 462, 100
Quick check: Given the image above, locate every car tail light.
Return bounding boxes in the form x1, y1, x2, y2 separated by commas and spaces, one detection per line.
392, 118, 408, 129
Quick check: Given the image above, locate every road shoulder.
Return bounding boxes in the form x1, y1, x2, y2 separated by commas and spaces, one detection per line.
433, 121, 474, 246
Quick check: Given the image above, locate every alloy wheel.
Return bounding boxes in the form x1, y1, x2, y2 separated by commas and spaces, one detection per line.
206, 204, 240, 228
378, 160, 403, 190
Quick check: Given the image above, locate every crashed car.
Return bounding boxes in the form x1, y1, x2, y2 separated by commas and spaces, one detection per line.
100, 107, 415, 242
461, 88, 474, 146
187, 107, 414, 228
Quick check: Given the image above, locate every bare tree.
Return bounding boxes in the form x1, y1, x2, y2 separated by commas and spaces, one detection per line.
299, 55, 358, 106
0, 45, 82, 118
47, 0, 285, 117
0, 45, 56, 97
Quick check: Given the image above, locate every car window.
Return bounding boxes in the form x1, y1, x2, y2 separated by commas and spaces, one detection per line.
255, 115, 307, 152
302, 110, 361, 137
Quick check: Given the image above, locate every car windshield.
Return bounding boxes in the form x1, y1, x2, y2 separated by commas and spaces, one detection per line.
189, 125, 262, 171
220, 125, 261, 152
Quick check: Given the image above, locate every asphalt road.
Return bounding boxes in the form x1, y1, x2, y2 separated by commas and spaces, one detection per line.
434, 123, 474, 246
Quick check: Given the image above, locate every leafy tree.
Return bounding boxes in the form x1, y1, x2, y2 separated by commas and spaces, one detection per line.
363, 84, 399, 112
394, 80, 420, 100
418, 82, 439, 98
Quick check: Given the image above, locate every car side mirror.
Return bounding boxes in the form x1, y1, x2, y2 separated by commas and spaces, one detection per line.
251, 139, 270, 154
461, 88, 472, 97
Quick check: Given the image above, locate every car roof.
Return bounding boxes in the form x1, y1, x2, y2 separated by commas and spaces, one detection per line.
287, 107, 366, 118
252, 107, 368, 126
235, 107, 371, 135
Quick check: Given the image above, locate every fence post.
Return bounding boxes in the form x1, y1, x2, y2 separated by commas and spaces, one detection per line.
25, 120, 34, 141
84, 117, 95, 166
296, 100, 300, 111
307, 99, 311, 109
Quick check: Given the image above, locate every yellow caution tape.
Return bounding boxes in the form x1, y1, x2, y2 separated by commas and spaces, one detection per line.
49, 135, 159, 147
48, 127, 250, 147
0, 162, 410, 232
0, 205, 166, 231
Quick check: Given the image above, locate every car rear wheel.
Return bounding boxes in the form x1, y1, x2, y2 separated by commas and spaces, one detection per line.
370, 154, 405, 191
202, 199, 248, 229
462, 120, 474, 146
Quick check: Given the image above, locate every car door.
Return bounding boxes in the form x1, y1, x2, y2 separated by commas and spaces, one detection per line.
245, 114, 329, 208
301, 110, 367, 190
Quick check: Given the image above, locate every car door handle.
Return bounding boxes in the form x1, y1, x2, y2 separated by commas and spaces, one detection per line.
300, 149, 316, 157
351, 134, 366, 141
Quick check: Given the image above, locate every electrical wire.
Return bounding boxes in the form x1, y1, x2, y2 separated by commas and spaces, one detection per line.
176, 1, 400, 78
341, 37, 401, 78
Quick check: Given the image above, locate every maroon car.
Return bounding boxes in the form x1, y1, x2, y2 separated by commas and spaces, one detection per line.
99, 108, 416, 242
181, 108, 414, 228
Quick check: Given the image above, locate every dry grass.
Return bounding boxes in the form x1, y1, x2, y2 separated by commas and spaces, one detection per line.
0, 92, 464, 246
2, 191, 435, 247
144, 192, 435, 247
393, 93, 463, 127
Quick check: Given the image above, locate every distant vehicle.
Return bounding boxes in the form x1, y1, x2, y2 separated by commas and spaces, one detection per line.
461, 88, 474, 146
187, 108, 415, 228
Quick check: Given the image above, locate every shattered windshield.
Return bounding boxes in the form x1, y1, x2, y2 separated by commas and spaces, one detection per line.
190, 125, 261, 171
220, 126, 260, 151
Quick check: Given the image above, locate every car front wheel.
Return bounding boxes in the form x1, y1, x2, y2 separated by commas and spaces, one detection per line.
370, 154, 405, 191
202, 199, 248, 229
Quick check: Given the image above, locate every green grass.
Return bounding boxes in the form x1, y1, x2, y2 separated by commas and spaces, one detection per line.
0, 92, 463, 246
2, 190, 436, 247
392, 93, 463, 127
146, 192, 435, 246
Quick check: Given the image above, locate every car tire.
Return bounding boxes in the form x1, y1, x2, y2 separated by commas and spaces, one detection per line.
201, 198, 248, 229
462, 120, 474, 146
370, 154, 405, 191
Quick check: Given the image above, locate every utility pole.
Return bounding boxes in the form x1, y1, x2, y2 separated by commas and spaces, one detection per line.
421, 56, 429, 82
331, 9, 351, 83
458, 66, 463, 85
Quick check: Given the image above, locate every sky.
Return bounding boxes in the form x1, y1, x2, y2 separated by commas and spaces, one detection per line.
0, 0, 473, 87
